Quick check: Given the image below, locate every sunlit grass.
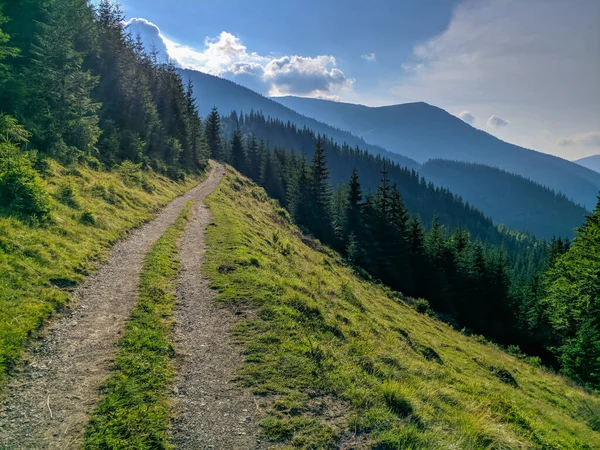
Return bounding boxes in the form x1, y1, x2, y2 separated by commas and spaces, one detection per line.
204, 166, 600, 448
0, 161, 202, 383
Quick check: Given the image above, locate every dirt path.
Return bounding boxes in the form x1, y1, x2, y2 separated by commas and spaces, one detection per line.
169, 177, 263, 449
0, 165, 224, 450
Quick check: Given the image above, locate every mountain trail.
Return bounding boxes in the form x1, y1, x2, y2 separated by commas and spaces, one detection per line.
169, 174, 263, 449
0, 165, 224, 449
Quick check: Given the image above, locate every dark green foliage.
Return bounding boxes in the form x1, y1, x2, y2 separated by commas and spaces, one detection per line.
0, 116, 51, 221
205, 107, 223, 160
540, 198, 600, 387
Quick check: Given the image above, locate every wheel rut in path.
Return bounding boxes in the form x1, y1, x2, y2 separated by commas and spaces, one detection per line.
0, 165, 224, 449
169, 174, 263, 449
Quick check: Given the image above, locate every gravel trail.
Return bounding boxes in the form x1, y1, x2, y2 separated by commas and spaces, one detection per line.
0, 165, 223, 449
169, 169, 263, 449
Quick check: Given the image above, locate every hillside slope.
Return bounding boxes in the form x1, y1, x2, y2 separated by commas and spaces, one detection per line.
179, 69, 419, 170
204, 166, 600, 448
0, 160, 202, 383
576, 155, 600, 173
274, 96, 600, 210
420, 159, 588, 239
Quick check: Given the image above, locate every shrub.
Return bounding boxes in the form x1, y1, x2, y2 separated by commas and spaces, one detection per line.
80, 210, 95, 225
56, 182, 80, 209
0, 144, 51, 221
118, 160, 144, 186
413, 298, 433, 315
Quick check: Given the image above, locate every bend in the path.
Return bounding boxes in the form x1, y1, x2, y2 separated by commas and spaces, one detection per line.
169, 177, 263, 449
0, 165, 224, 450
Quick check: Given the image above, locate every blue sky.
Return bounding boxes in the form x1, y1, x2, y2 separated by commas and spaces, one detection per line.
121, 0, 600, 160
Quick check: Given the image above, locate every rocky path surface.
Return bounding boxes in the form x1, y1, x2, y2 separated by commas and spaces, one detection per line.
0, 165, 224, 449
169, 171, 263, 449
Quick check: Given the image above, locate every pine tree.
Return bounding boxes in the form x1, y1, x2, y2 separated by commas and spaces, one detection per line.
287, 154, 311, 226
245, 133, 260, 180
344, 168, 363, 240
230, 127, 245, 172
205, 107, 223, 160
541, 196, 600, 386
307, 138, 332, 241
26, 0, 101, 161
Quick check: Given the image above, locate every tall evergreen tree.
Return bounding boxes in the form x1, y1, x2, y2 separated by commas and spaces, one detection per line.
307, 138, 332, 241
541, 197, 600, 386
205, 106, 222, 160
230, 127, 245, 172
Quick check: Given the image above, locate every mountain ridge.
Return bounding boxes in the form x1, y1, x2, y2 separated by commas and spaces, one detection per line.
575, 154, 600, 173
274, 95, 600, 209
179, 69, 420, 170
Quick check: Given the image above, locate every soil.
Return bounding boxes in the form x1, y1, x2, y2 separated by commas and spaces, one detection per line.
169, 170, 264, 449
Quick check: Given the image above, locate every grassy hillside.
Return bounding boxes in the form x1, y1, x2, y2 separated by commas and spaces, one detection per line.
0, 161, 202, 383
204, 166, 600, 449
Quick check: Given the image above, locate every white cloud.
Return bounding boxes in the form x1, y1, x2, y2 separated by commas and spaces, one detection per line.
126, 18, 352, 99
458, 111, 475, 125
486, 115, 509, 128
390, 0, 600, 159
264, 55, 353, 99
361, 52, 376, 61
124, 18, 169, 62
558, 131, 600, 147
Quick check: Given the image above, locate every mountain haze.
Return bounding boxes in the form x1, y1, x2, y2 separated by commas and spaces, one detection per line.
274, 96, 600, 209
420, 159, 588, 239
179, 69, 420, 170
575, 154, 600, 173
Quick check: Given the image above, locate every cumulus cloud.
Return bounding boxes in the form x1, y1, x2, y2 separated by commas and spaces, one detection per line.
264, 55, 353, 99
458, 111, 475, 125
361, 52, 376, 61
124, 18, 169, 62
486, 115, 509, 128
391, 0, 600, 158
126, 18, 353, 99
557, 131, 600, 147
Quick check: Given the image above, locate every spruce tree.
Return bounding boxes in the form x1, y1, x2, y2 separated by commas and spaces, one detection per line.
230, 127, 245, 172
205, 107, 223, 160
308, 138, 332, 241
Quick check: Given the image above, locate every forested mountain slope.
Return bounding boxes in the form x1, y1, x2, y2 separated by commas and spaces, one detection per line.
203, 166, 600, 448
178, 68, 420, 170
420, 159, 588, 239
221, 111, 542, 254
274, 96, 600, 209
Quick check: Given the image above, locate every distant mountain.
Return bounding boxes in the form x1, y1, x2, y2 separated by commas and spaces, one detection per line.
178, 69, 419, 170
575, 155, 600, 173
274, 96, 600, 210
420, 160, 588, 239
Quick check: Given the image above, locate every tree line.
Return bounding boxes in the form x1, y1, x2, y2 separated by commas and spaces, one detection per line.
217, 110, 598, 388
0, 1, 596, 388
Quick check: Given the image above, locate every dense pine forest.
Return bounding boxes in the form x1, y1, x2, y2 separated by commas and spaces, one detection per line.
0, 0, 597, 390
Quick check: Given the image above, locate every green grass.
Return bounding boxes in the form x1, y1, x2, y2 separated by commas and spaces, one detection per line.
84, 200, 193, 449
0, 161, 202, 384
204, 166, 600, 449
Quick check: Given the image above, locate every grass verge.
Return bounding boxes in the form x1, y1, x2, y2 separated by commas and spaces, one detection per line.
204, 166, 600, 449
0, 161, 202, 384
84, 200, 193, 449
